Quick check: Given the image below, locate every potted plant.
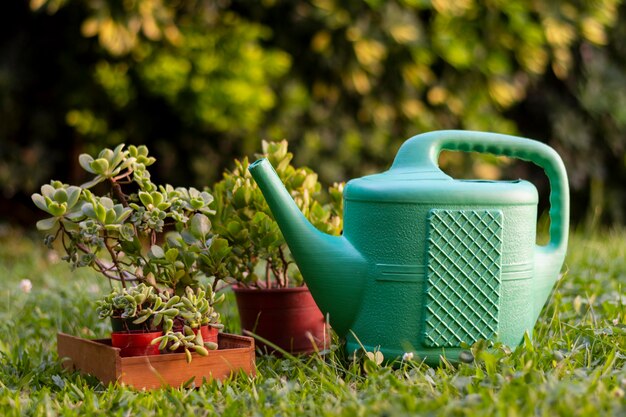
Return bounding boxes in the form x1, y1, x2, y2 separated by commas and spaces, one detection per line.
95, 283, 171, 357
152, 285, 225, 363
211, 140, 344, 354
31, 144, 238, 362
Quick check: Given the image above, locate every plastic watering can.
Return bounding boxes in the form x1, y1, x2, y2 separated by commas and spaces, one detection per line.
248, 130, 569, 363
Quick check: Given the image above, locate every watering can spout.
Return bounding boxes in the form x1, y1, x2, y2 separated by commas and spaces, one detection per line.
248, 158, 367, 336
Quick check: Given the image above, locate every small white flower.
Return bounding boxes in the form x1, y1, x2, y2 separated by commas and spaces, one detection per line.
402, 352, 414, 362
19, 279, 32, 293
613, 318, 620, 326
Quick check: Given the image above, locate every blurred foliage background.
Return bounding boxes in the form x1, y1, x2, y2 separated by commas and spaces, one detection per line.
1, 0, 625, 227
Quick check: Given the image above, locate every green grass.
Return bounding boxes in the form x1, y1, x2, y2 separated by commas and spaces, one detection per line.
1, 225, 626, 416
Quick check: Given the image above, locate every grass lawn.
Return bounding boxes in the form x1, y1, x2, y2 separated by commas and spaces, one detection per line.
1, 225, 625, 416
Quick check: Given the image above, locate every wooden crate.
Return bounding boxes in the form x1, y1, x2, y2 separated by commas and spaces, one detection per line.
57, 332, 255, 389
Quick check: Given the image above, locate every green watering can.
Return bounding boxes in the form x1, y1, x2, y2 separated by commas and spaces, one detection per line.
249, 130, 569, 363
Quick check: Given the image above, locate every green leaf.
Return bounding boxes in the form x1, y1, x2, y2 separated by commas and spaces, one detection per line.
104, 208, 117, 224
81, 203, 97, 219
53, 188, 68, 203
80, 175, 106, 189
190, 214, 211, 240
36, 217, 58, 231
132, 314, 151, 324
165, 248, 179, 263
31, 194, 48, 211
90, 158, 110, 175
150, 245, 165, 258
78, 154, 95, 173
95, 203, 107, 223
66, 186, 82, 208
139, 191, 153, 207
47, 202, 66, 217
194, 345, 209, 356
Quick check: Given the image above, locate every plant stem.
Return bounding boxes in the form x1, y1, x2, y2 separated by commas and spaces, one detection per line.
278, 246, 289, 288
103, 234, 127, 288
110, 180, 128, 207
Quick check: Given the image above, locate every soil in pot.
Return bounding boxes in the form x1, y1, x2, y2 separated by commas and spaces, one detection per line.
233, 286, 329, 354
111, 330, 163, 357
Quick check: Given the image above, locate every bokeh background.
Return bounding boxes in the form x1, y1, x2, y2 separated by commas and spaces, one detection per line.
2, 0, 625, 228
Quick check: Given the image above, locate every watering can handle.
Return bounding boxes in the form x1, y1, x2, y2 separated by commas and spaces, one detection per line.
392, 130, 569, 254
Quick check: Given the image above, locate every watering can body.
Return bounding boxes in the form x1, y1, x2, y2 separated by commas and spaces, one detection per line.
249, 131, 569, 364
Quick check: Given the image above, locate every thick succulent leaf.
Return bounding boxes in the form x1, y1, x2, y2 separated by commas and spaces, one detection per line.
200, 191, 214, 204
41, 184, 56, 197
105, 208, 117, 224
132, 314, 151, 324
150, 245, 165, 259
152, 192, 163, 207
99, 197, 114, 209
66, 186, 82, 208
47, 202, 66, 217
65, 210, 85, 221
53, 188, 68, 203
78, 153, 96, 173
95, 203, 107, 223
139, 191, 153, 207
90, 158, 110, 175
115, 206, 133, 223
190, 214, 211, 240
31, 193, 48, 211
109, 144, 127, 169
82, 203, 97, 219
80, 175, 106, 189
100, 148, 113, 160
36, 217, 58, 231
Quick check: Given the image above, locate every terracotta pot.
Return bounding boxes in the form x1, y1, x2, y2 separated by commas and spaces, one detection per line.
233, 286, 329, 354
111, 330, 163, 357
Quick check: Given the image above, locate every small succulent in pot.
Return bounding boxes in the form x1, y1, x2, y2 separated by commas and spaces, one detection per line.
95, 283, 180, 333
152, 285, 225, 362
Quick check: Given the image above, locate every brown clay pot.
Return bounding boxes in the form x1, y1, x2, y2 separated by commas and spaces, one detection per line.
232, 286, 329, 354
110, 330, 163, 357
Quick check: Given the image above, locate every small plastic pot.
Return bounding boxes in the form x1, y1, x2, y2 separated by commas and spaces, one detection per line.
199, 325, 219, 345
110, 330, 163, 357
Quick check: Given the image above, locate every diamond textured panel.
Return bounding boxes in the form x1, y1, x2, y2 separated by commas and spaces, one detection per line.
424, 209, 503, 348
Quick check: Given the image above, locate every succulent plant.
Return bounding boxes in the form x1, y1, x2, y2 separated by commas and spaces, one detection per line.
95, 283, 180, 332
151, 285, 224, 362
31, 143, 231, 293
211, 140, 343, 288
31, 181, 84, 231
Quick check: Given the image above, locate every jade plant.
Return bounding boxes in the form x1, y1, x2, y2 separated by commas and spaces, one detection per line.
31, 144, 232, 293
211, 140, 343, 288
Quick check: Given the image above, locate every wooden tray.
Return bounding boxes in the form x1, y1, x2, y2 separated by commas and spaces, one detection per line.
57, 332, 256, 389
